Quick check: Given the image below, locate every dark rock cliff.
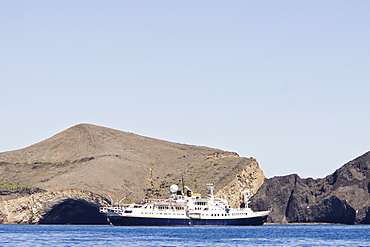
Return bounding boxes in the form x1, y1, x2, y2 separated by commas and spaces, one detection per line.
250, 151, 370, 224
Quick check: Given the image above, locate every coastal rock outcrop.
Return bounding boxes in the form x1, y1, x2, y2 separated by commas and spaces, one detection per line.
250, 151, 370, 224
0, 189, 109, 224
215, 159, 265, 207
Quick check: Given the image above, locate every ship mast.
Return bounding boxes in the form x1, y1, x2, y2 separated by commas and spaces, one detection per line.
243, 189, 252, 208
206, 183, 215, 202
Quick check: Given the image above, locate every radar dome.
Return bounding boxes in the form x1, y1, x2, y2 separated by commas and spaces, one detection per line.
169, 184, 179, 193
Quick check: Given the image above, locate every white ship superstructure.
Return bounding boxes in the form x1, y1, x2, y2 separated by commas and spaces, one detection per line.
100, 184, 270, 226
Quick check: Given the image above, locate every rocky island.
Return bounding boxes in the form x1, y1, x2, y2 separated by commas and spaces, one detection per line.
0, 124, 369, 224
0, 124, 265, 224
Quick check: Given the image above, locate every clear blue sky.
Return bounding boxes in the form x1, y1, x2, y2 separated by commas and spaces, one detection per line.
1, 1, 369, 178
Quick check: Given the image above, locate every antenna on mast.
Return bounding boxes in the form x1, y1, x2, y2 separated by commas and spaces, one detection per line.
108, 195, 113, 205
118, 191, 133, 205
182, 174, 185, 194
206, 183, 215, 201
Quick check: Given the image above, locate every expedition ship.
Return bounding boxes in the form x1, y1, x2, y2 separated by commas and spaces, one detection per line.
99, 184, 270, 226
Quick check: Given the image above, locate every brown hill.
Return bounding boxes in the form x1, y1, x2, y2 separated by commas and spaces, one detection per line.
0, 124, 265, 205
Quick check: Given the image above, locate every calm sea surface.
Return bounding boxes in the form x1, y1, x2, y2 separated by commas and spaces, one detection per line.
0, 224, 370, 246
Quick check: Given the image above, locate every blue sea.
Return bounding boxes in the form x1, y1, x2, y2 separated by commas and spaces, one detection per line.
1, 224, 370, 246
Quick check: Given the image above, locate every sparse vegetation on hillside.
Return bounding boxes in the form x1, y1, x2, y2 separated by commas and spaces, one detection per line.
0, 180, 33, 190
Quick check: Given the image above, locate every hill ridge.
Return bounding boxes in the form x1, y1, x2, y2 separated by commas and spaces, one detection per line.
0, 123, 265, 206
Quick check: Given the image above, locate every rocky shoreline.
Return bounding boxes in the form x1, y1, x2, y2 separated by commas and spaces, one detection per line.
0, 189, 110, 224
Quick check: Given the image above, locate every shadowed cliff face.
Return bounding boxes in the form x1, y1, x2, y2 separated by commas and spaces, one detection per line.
39, 199, 108, 225
250, 151, 370, 224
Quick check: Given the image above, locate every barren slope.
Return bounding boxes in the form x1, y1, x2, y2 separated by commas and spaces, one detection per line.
0, 124, 265, 204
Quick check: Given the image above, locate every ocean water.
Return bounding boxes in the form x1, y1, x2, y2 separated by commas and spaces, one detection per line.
0, 224, 370, 247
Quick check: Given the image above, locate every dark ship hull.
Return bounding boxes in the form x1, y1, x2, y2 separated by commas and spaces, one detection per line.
108, 215, 268, 226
